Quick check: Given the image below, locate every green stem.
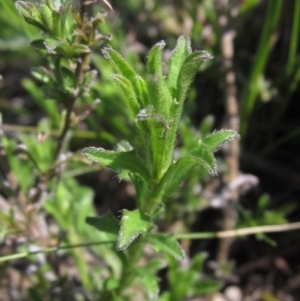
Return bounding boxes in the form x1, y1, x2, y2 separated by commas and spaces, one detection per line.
113, 237, 144, 299
286, 0, 300, 76
0, 240, 116, 263
4, 221, 300, 264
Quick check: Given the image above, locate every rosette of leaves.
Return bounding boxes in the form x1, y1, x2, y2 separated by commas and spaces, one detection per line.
83, 36, 240, 258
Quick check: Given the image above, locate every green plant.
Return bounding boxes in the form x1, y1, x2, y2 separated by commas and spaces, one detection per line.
0, 0, 119, 299
82, 34, 239, 298
237, 193, 296, 246
157, 253, 221, 301
0, 0, 241, 299
2, 1, 300, 300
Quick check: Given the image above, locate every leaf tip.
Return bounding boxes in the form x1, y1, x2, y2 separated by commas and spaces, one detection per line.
81, 146, 104, 161
155, 40, 166, 49
199, 50, 214, 61
101, 46, 112, 59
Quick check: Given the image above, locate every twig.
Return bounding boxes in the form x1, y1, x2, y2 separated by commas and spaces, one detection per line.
51, 97, 76, 168
2, 222, 300, 263
50, 47, 91, 174
174, 221, 300, 240
214, 0, 240, 263
0, 240, 116, 263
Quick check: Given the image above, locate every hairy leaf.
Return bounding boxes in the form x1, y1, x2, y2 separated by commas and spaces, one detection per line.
103, 47, 148, 108
102, 47, 137, 82
39, 4, 53, 32
60, 0, 73, 29
15, 2, 48, 32
176, 50, 213, 106
168, 35, 192, 89
153, 145, 216, 202
147, 41, 173, 119
152, 157, 197, 201
188, 144, 217, 175
110, 74, 140, 117
201, 129, 240, 152
82, 147, 150, 181
143, 233, 185, 260
147, 40, 166, 76
117, 209, 153, 250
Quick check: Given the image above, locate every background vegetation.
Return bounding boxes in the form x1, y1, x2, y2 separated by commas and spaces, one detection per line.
0, 0, 300, 300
